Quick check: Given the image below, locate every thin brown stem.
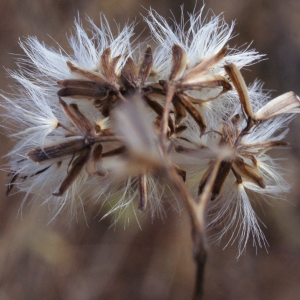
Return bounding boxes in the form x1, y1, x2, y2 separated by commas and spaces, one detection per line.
163, 159, 205, 300
190, 157, 222, 300
164, 154, 224, 299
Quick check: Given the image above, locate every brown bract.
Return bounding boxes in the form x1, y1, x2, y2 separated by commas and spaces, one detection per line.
121, 46, 153, 89
159, 44, 232, 140
225, 63, 300, 121
178, 114, 290, 200
26, 98, 121, 197
57, 47, 122, 117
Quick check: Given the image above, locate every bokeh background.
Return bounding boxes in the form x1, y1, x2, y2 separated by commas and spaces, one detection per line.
0, 0, 300, 299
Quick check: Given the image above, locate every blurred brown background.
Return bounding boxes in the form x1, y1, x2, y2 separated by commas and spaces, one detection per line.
0, 0, 300, 299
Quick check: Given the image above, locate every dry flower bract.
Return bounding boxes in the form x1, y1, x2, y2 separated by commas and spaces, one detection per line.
1, 7, 300, 256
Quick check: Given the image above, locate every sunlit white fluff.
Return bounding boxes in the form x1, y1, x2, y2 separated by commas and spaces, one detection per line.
13, 14, 135, 96
0, 81, 59, 151
145, 7, 263, 79
207, 179, 268, 257
1, 84, 114, 219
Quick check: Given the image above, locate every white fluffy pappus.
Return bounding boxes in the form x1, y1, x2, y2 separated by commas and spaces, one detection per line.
145, 6, 264, 79
12, 14, 135, 97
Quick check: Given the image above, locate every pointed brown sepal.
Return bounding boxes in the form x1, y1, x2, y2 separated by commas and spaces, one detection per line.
169, 44, 187, 81
27, 138, 86, 163
182, 46, 228, 82
121, 57, 138, 89
110, 55, 121, 76
86, 144, 107, 176
233, 156, 265, 188
172, 94, 187, 125
138, 174, 148, 211
143, 82, 165, 94
231, 166, 243, 184
158, 80, 168, 92
57, 80, 117, 99
209, 161, 232, 200
179, 74, 232, 92
100, 48, 119, 85
100, 48, 112, 75
53, 148, 91, 197
225, 63, 254, 118
138, 47, 153, 85
177, 94, 206, 136
66, 61, 105, 83
59, 98, 94, 135
144, 95, 175, 133
198, 160, 233, 200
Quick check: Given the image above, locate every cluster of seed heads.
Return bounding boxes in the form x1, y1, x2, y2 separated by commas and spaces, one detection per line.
2, 9, 300, 254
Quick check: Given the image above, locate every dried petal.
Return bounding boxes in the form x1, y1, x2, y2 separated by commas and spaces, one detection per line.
182, 46, 228, 82
179, 74, 232, 93
178, 94, 206, 135
53, 148, 91, 196
172, 94, 187, 125
144, 95, 174, 133
86, 144, 107, 176
233, 156, 265, 188
169, 44, 187, 81
27, 137, 86, 163
100, 48, 120, 85
121, 57, 138, 89
57, 80, 117, 99
198, 161, 233, 199
59, 98, 94, 135
254, 92, 300, 120
66, 61, 105, 83
138, 47, 153, 85
225, 63, 254, 118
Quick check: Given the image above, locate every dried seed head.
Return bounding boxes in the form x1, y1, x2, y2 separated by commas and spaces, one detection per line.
1, 7, 299, 255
